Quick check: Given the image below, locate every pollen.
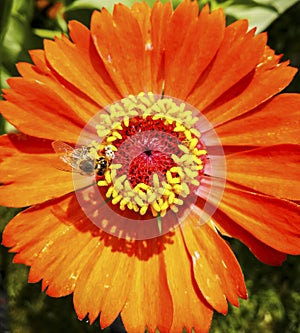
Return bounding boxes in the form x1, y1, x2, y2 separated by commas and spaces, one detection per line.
94, 93, 207, 220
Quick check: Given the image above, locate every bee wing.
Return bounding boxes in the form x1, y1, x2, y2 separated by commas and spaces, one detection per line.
52, 140, 78, 170
52, 140, 75, 155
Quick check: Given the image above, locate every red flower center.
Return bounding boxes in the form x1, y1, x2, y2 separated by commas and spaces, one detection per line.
128, 150, 176, 188
110, 116, 205, 188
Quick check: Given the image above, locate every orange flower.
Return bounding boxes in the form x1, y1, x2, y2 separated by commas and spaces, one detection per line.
1, 1, 300, 332
36, 0, 64, 19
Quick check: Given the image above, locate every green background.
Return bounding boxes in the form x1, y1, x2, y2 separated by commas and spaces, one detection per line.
0, 1, 299, 332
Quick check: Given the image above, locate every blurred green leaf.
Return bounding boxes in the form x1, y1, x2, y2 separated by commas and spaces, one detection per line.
0, 0, 14, 99
32, 28, 64, 39
1, 0, 42, 75
255, 0, 300, 12
2, 15, 31, 65
65, 0, 176, 12
0, 64, 11, 92
224, 0, 300, 32
0, 0, 13, 46
65, 0, 300, 32
0, 116, 5, 135
66, 0, 136, 11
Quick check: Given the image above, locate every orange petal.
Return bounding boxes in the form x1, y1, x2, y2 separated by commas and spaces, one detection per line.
91, 5, 146, 95
2, 196, 72, 265
73, 235, 134, 325
163, 0, 198, 96
216, 94, 300, 146
0, 152, 74, 207
150, 1, 172, 93
210, 205, 287, 266
0, 133, 53, 158
165, 4, 225, 100
130, 2, 152, 92
187, 20, 266, 111
163, 228, 213, 333
217, 185, 300, 254
1, 84, 82, 142
131, 2, 151, 43
15, 62, 99, 125
181, 212, 247, 314
44, 22, 121, 107
28, 49, 50, 73
121, 239, 173, 333
96, 245, 134, 329
226, 144, 300, 200
27, 196, 101, 297
203, 49, 297, 125
72, 246, 105, 323
3, 192, 133, 327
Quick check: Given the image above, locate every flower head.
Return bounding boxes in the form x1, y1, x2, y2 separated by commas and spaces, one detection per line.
1, 1, 300, 332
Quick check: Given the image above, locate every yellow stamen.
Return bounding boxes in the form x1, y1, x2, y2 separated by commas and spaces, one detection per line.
184, 129, 192, 141
169, 177, 181, 184
140, 205, 148, 215
174, 124, 186, 132
152, 201, 161, 212
189, 138, 198, 150
134, 196, 146, 207
135, 182, 150, 191
107, 136, 118, 142
106, 186, 114, 198
112, 131, 122, 139
112, 194, 122, 205
124, 116, 130, 127
104, 171, 112, 184
98, 180, 108, 187
168, 191, 175, 204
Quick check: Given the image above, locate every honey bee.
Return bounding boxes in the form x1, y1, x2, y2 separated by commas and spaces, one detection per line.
52, 141, 114, 176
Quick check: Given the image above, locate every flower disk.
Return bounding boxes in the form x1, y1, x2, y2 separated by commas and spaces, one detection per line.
95, 94, 206, 216
0, 1, 300, 333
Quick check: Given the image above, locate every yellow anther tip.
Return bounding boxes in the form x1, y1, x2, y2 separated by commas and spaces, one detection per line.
140, 205, 148, 215
152, 201, 161, 212
98, 180, 108, 187
112, 195, 122, 205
